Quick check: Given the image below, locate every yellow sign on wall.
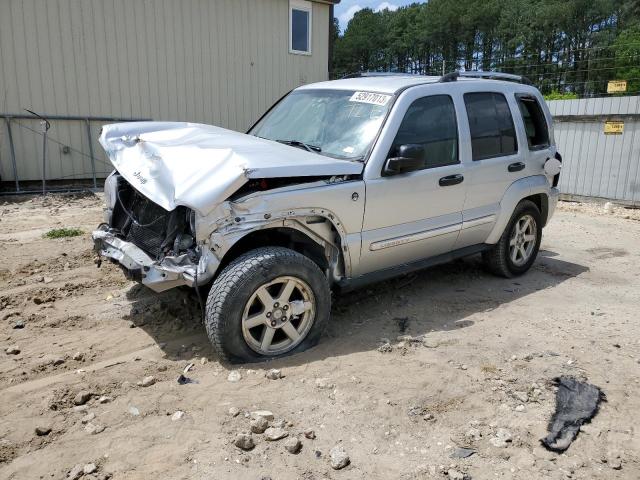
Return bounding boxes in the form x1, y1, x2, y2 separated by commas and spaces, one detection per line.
604, 121, 624, 135
607, 80, 627, 93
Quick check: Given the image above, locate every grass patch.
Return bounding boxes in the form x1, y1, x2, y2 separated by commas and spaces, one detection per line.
481, 364, 498, 374
43, 228, 84, 239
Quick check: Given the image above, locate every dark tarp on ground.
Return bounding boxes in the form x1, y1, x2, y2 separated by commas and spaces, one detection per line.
541, 376, 605, 452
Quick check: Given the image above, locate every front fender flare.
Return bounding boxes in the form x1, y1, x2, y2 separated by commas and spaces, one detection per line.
207, 207, 354, 281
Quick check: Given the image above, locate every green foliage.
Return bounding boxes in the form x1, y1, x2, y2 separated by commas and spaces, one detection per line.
613, 27, 640, 92
331, 0, 638, 97
43, 228, 84, 239
544, 91, 579, 100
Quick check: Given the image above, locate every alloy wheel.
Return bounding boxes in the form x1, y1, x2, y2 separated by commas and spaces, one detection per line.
241, 276, 316, 356
509, 213, 537, 267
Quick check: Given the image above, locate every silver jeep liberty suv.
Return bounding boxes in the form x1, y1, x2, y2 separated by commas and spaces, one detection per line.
93, 71, 561, 363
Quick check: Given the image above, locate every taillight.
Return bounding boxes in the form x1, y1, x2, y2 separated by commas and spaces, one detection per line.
553, 152, 562, 187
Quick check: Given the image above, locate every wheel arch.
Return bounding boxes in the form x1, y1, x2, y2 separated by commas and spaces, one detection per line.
486, 175, 550, 244
213, 216, 348, 284
525, 192, 549, 226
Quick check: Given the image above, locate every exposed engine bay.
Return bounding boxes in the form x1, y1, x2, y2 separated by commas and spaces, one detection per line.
93, 172, 215, 291
106, 173, 197, 262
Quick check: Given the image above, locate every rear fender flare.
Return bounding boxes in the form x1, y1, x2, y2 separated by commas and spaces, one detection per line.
485, 175, 549, 244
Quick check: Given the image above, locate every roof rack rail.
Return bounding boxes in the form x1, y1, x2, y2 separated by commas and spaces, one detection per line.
440, 71, 459, 83
439, 70, 533, 85
341, 71, 419, 79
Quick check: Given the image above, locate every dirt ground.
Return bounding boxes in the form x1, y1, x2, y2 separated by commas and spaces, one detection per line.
0, 194, 639, 480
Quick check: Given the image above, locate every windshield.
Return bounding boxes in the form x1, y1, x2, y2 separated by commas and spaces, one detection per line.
250, 89, 392, 160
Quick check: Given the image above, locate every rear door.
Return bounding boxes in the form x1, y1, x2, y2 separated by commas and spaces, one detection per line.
455, 89, 528, 248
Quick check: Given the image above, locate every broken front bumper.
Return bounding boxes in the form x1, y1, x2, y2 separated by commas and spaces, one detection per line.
92, 229, 199, 292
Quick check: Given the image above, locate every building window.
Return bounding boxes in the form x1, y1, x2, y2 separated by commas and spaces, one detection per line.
290, 0, 312, 55
464, 92, 518, 161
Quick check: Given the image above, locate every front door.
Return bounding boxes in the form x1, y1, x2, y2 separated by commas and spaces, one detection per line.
358, 92, 467, 275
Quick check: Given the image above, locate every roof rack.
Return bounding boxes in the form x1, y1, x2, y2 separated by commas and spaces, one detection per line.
341, 71, 422, 79
439, 71, 533, 85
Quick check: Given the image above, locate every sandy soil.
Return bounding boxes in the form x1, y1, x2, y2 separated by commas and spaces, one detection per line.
0, 194, 639, 480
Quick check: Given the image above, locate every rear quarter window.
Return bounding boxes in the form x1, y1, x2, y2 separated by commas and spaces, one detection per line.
516, 95, 550, 149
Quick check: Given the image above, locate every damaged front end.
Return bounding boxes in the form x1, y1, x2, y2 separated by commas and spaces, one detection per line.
92, 172, 216, 292
92, 121, 364, 292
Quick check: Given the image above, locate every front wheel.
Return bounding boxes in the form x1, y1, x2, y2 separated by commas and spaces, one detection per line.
205, 247, 331, 363
482, 200, 542, 278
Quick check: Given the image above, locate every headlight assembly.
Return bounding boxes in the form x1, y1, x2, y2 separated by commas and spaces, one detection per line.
104, 171, 118, 210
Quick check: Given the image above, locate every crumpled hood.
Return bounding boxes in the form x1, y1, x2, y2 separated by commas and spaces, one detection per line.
99, 122, 363, 214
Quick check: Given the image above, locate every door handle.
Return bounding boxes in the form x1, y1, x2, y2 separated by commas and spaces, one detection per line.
508, 162, 525, 172
439, 174, 464, 187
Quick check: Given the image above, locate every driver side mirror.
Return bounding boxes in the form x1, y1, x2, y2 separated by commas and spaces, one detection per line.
384, 144, 425, 175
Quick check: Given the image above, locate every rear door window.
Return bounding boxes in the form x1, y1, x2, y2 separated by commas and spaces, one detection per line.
464, 92, 517, 160
516, 95, 550, 149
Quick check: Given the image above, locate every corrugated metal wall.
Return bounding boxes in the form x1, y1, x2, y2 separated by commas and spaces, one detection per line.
0, 0, 330, 185
548, 96, 640, 205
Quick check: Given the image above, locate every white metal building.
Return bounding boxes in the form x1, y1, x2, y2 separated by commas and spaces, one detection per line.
0, 0, 339, 190
548, 96, 640, 205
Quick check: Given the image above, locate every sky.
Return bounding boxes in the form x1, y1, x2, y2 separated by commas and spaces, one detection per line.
334, 0, 425, 31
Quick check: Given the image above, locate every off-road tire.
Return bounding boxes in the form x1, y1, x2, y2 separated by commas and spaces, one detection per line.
482, 200, 542, 278
205, 247, 331, 363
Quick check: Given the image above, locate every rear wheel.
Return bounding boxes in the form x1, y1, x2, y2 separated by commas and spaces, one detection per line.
205, 247, 330, 363
483, 200, 542, 278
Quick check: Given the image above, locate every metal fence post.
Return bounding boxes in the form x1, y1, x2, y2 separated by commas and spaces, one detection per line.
85, 119, 97, 188
4, 117, 20, 192
41, 120, 48, 195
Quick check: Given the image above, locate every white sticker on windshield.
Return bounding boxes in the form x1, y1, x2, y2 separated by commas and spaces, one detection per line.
349, 91, 392, 106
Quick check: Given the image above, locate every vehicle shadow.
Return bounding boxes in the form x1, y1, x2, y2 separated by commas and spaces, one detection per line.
123, 250, 588, 367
